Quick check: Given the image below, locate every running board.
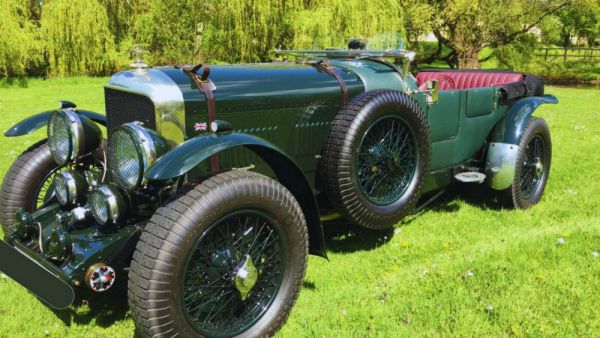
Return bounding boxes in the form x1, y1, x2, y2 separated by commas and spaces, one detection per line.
454, 172, 486, 183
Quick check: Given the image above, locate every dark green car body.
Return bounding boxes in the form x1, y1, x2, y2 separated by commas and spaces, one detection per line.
1, 56, 557, 311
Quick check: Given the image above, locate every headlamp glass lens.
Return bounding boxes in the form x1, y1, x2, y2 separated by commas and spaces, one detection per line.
48, 112, 73, 164
53, 173, 69, 205
89, 189, 109, 224
108, 129, 142, 190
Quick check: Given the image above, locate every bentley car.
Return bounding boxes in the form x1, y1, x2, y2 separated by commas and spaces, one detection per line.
0, 42, 556, 337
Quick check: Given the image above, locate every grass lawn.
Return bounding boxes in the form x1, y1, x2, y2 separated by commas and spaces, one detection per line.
0, 78, 599, 337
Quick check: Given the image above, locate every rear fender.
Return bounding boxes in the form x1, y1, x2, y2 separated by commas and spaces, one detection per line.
485, 94, 558, 190
5, 109, 106, 137
146, 132, 327, 258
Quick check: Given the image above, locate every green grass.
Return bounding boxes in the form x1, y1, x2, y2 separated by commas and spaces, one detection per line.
0, 78, 599, 337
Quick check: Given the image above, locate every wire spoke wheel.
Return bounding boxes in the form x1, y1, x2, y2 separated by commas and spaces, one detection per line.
519, 136, 545, 199
33, 165, 69, 209
356, 116, 417, 205
500, 117, 552, 209
181, 210, 285, 337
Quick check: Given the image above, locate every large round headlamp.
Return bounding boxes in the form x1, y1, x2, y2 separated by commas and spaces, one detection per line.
88, 185, 128, 225
47, 109, 102, 165
53, 170, 88, 206
107, 123, 170, 191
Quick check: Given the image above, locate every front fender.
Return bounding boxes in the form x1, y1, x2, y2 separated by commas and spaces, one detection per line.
146, 132, 327, 258
485, 94, 557, 190
4, 110, 106, 137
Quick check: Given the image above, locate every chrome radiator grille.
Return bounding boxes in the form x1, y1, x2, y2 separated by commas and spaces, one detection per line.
104, 88, 156, 134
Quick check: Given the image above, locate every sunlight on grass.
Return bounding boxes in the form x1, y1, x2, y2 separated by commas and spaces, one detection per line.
0, 79, 598, 337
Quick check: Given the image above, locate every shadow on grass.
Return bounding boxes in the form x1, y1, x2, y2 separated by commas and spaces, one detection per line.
0, 77, 29, 88
436, 183, 505, 211
323, 183, 507, 254
52, 280, 130, 329
44, 186, 506, 329
323, 221, 395, 253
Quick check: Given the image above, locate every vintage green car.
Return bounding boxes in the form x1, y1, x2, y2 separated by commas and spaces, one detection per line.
0, 45, 556, 337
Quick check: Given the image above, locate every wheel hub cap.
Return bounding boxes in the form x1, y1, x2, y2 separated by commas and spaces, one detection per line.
534, 157, 544, 178
234, 254, 258, 301
357, 116, 417, 205
181, 211, 285, 337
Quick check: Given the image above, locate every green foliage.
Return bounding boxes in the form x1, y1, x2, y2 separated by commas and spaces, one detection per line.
135, 0, 405, 64
399, 0, 433, 45
42, 0, 118, 76
133, 0, 206, 64
204, 0, 303, 63
495, 34, 542, 72
425, 0, 571, 68
290, 0, 404, 50
0, 0, 39, 77
0, 0, 597, 78
537, 61, 600, 83
553, 0, 600, 46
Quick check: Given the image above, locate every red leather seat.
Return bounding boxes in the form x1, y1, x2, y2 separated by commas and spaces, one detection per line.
416, 71, 524, 90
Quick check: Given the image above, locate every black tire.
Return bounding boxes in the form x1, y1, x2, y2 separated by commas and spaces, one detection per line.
0, 140, 57, 236
500, 117, 552, 208
321, 90, 431, 229
128, 171, 309, 338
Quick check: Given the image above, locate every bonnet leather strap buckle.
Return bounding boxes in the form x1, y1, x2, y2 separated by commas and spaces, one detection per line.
182, 64, 219, 173
314, 59, 349, 106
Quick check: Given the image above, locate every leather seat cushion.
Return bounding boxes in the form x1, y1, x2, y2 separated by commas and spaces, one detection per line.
416, 70, 524, 90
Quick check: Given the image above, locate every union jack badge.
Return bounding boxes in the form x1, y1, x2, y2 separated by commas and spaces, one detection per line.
194, 122, 208, 132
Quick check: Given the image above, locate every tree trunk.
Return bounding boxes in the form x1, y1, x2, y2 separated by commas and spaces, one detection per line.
456, 48, 481, 69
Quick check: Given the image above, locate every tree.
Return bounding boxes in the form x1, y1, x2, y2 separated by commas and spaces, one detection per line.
203, 0, 303, 62
135, 0, 303, 64
42, 0, 118, 76
290, 0, 404, 50
0, 0, 39, 77
554, 0, 599, 46
425, 0, 571, 68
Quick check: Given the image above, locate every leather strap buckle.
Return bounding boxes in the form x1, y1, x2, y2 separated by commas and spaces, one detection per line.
313, 59, 349, 106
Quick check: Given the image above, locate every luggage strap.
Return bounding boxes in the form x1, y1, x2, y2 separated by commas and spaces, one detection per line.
181, 64, 219, 173
313, 59, 349, 105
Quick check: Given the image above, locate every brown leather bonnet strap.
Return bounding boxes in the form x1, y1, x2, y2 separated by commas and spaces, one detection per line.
314, 59, 349, 106
182, 64, 219, 173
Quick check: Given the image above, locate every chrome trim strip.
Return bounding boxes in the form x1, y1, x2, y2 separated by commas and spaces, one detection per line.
61, 171, 78, 205
61, 109, 85, 161
105, 69, 186, 144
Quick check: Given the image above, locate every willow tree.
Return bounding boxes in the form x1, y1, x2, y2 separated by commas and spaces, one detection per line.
42, 0, 117, 76
134, 0, 206, 64
135, 0, 302, 64
290, 0, 405, 50
101, 0, 141, 46
0, 0, 39, 77
203, 0, 303, 62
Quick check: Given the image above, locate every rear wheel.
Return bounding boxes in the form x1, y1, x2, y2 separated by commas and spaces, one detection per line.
500, 117, 552, 208
128, 171, 308, 338
0, 140, 59, 236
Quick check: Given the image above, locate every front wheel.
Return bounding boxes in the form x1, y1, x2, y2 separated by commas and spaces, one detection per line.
0, 140, 58, 236
128, 171, 309, 338
500, 117, 552, 208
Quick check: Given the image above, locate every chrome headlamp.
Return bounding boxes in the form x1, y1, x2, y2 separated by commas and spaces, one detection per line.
107, 123, 170, 191
88, 185, 128, 225
53, 170, 88, 206
47, 109, 102, 165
